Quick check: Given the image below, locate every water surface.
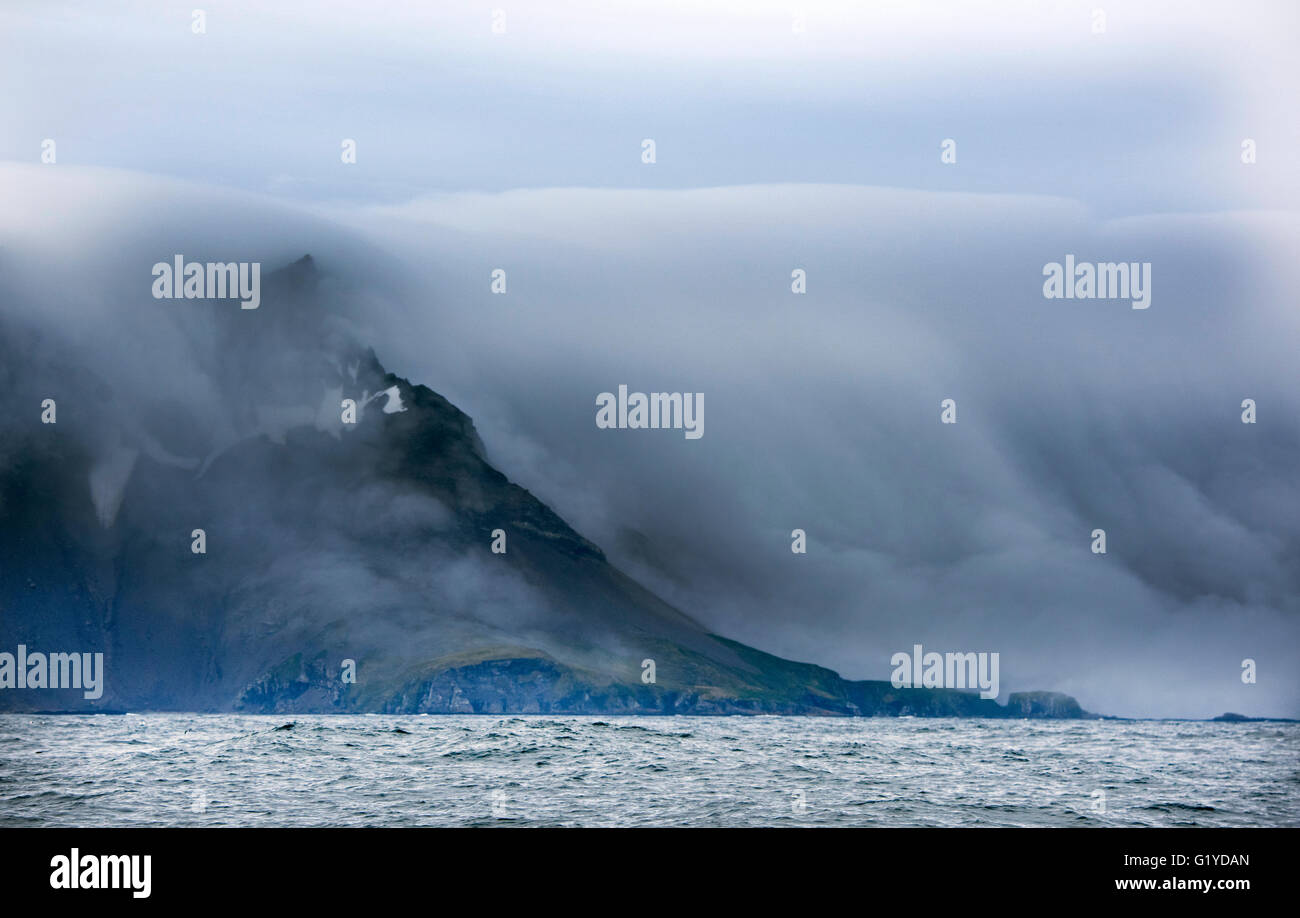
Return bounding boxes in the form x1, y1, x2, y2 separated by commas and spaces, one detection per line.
2, 715, 1295, 827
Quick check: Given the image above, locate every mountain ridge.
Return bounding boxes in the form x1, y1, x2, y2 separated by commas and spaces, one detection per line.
0, 255, 1093, 718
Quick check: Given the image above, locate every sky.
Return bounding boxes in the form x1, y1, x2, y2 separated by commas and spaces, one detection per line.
1, 0, 1298, 717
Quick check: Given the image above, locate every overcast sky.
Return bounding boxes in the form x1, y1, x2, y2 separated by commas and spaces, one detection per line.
2, 1, 1298, 717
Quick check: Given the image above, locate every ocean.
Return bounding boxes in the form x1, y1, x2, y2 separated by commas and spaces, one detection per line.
2, 714, 1296, 827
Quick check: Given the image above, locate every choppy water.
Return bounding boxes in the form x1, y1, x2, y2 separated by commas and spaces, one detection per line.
1, 715, 1296, 827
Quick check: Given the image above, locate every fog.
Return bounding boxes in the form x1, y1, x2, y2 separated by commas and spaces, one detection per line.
2, 0, 1297, 717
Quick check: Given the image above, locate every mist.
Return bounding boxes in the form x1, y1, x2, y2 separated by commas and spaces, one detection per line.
2, 0, 1298, 718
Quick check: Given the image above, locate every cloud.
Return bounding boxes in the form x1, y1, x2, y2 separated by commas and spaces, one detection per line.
2, 148, 1296, 718
352, 181, 1300, 718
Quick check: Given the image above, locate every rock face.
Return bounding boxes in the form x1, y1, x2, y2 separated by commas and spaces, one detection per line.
1004, 692, 1088, 719
0, 256, 1092, 718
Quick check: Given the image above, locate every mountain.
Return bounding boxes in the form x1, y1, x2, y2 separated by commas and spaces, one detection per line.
0, 256, 1091, 717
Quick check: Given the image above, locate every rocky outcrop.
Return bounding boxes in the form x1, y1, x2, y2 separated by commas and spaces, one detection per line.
1004, 691, 1090, 719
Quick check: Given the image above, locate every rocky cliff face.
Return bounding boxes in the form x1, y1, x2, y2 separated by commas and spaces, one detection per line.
0, 256, 1091, 718
1003, 692, 1088, 719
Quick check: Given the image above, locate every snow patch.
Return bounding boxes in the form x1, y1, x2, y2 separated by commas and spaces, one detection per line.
378, 385, 406, 414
